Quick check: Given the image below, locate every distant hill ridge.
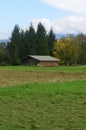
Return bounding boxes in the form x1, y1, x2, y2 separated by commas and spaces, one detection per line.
0, 39, 10, 43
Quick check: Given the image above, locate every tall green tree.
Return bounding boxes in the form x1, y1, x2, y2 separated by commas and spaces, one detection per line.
0, 43, 8, 65
36, 23, 49, 55
47, 28, 56, 55
7, 25, 21, 65
23, 29, 30, 56
75, 34, 86, 64
19, 29, 25, 61
23, 23, 36, 57
28, 23, 36, 54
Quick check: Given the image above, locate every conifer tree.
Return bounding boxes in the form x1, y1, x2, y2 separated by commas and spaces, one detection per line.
47, 28, 56, 55
36, 23, 49, 55
7, 25, 21, 65
28, 23, 36, 54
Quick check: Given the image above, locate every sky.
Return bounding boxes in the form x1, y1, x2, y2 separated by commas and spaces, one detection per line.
0, 0, 86, 39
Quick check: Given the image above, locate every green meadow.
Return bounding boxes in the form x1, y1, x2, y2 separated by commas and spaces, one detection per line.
0, 66, 86, 130
0, 65, 86, 73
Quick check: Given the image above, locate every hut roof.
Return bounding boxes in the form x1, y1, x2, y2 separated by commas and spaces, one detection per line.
29, 55, 59, 61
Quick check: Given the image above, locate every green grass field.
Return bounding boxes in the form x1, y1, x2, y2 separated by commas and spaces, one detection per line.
0, 66, 86, 130
0, 65, 86, 73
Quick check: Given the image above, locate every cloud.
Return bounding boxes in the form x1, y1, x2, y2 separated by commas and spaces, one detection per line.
41, 0, 86, 14
31, 18, 54, 32
38, 0, 86, 34
31, 16, 86, 34
1, 16, 86, 39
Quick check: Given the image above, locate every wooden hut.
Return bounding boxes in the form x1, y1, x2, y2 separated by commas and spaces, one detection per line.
23, 55, 59, 67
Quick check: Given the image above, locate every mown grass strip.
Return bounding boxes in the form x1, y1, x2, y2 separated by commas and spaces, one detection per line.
0, 65, 86, 73
0, 80, 86, 130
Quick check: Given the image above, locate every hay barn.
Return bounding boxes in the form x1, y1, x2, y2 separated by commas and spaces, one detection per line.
23, 55, 59, 67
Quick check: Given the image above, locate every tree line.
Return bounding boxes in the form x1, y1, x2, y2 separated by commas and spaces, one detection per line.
0, 23, 86, 65
53, 34, 86, 65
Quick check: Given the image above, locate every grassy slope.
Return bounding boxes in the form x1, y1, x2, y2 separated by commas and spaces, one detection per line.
0, 81, 86, 130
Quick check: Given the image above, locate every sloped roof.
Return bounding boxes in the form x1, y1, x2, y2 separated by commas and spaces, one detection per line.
29, 55, 59, 61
